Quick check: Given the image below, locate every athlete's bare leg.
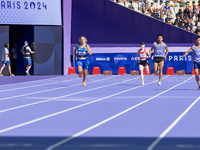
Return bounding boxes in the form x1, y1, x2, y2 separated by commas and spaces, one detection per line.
78, 66, 83, 78
154, 63, 158, 74
158, 61, 164, 83
139, 65, 144, 85
82, 69, 88, 87
194, 69, 200, 87
0, 64, 5, 74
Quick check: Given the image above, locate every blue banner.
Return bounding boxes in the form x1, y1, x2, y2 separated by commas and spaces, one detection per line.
75, 52, 193, 74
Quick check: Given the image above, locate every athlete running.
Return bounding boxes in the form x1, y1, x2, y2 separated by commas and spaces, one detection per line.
149, 34, 169, 86
136, 42, 149, 85
183, 36, 200, 90
74, 36, 92, 87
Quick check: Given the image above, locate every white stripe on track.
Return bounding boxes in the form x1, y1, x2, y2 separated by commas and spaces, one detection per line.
0, 76, 169, 134
0, 75, 128, 113
147, 96, 200, 150
0, 76, 117, 102
0, 76, 93, 93
46, 76, 193, 150
0, 75, 66, 87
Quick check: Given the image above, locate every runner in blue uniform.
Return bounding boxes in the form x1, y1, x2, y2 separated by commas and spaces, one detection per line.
183, 36, 200, 90
149, 34, 169, 86
74, 36, 92, 87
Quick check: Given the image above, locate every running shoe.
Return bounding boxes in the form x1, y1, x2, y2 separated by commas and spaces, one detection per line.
82, 82, 86, 87
25, 70, 30, 76
142, 81, 144, 86
10, 73, 15, 76
0, 73, 3, 76
158, 82, 161, 86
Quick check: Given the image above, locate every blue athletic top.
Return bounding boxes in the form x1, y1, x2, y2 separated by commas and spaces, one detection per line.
77, 44, 88, 59
153, 42, 166, 58
192, 45, 200, 64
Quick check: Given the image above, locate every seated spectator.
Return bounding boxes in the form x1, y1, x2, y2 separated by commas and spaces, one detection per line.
195, 23, 200, 33
133, 0, 142, 4
186, 21, 194, 32
188, 12, 193, 19
151, 9, 159, 18
140, 0, 150, 12
186, 26, 192, 32
164, 1, 172, 14
183, 1, 190, 11
190, 1, 197, 12
174, 16, 181, 27
180, 12, 186, 22
179, 21, 186, 29
198, 4, 200, 12
158, 13, 164, 21
178, 0, 187, 7
156, 0, 165, 14
149, 2, 156, 14
184, 8, 190, 17
192, 13, 198, 25
165, 13, 174, 24
183, 4, 190, 13
191, 7, 199, 14
176, 9, 182, 17
142, 2, 151, 14
128, 4, 135, 10
169, 0, 178, 9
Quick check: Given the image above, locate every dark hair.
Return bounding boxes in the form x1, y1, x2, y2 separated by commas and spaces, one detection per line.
157, 34, 163, 37
4, 43, 9, 48
196, 36, 200, 40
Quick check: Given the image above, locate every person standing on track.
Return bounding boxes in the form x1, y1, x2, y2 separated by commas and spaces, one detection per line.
182, 36, 200, 90
21, 41, 34, 76
0, 43, 15, 76
136, 42, 149, 85
74, 36, 92, 87
149, 34, 169, 86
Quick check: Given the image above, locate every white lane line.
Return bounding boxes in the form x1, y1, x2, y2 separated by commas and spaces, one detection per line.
0, 75, 129, 113
0, 76, 117, 102
0, 76, 169, 134
0, 75, 66, 87
147, 96, 200, 150
0, 76, 94, 93
46, 76, 193, 150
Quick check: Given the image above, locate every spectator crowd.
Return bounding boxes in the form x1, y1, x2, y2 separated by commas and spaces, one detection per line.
111, 0, 200, 34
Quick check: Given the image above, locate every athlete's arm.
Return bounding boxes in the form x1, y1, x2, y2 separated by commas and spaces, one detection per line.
136, 50, 139, 62
148, 46, 154, 58
28, 47, 34, 54
87, 45, 92, 56
74, 44, 78, 60
165, 45, 169, 60
182, 46, 194, 58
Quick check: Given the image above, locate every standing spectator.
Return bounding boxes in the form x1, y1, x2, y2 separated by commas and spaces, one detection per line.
142, 2, 150, 14
0, 43, 15, 76
151, 9, 159, 18
176, 9, 182, 17
164, 1, 172, 14
156, 0, 165, 14
174, 16, 181, 26
140, 0, 150, 12
21, 41, 34, 76
11, 43, 17, 75
165, 13, 174, 24
179, 21, 186, 29
149, 2, 156, 14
